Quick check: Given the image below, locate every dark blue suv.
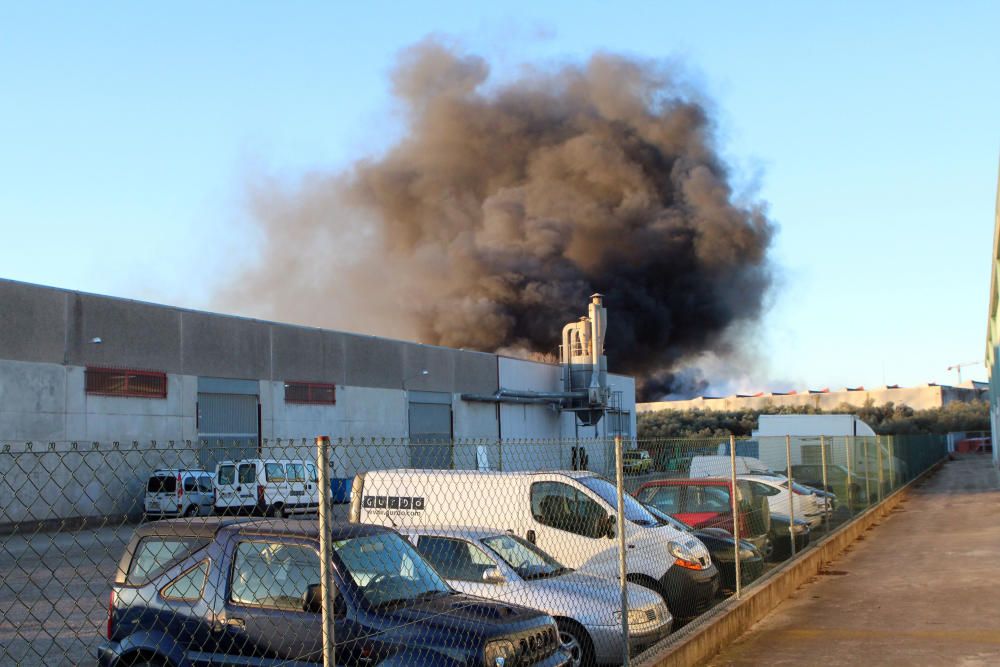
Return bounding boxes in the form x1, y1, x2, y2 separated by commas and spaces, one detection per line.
98, 517, 569, 666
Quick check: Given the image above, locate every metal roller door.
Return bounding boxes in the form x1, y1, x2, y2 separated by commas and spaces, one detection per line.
408, 391, 453, 469
197, 377, 260, 471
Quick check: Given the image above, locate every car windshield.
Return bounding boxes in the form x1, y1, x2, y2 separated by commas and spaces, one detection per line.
642, 503, 694, 532
482, 534, 568, 581
778, 480, 816, 495
577, 476, 658, 526
333, 532, 450, 608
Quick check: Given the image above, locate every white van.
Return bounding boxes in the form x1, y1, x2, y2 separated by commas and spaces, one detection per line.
350, 469, 720, 619
689, 455, 773, 479
144, 469, 214, 519
213, 458, 319, 517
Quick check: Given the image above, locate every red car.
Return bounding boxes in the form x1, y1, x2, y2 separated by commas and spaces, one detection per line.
635, 478, 771, 554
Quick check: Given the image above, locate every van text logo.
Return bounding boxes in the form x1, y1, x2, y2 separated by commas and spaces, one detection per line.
363, 495, 425, 514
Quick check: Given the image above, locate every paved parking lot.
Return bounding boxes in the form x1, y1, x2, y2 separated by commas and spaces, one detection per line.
0, 506, 351, 666
0, 493, 854, 665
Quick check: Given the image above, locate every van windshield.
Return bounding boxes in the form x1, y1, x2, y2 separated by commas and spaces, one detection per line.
577, 477, 658, 526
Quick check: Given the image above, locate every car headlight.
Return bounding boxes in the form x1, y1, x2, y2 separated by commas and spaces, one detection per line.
613, 608, 653, 626
668, 540, 707, 570
484, 640, 516, 667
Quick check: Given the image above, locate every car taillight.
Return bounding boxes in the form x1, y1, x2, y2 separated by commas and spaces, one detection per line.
257, 484, 265, 506
177, 473, 183, 500
107, 589, 115, 640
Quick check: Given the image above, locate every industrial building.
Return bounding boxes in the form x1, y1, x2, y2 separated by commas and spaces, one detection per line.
638, 382, 987, 415
986, 157, 1000, 467
0, 278, 635, 523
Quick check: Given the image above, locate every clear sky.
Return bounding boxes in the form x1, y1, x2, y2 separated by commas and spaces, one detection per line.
2, 2, 997, 391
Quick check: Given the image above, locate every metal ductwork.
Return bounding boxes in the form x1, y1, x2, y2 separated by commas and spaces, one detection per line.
460, 388, 587, 407
461, 295, 611, 426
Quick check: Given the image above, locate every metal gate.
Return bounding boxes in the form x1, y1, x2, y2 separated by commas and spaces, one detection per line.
197, 377, 260, 471
408, 391, 452, 469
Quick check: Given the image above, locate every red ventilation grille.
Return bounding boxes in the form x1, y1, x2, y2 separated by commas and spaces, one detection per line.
85, 367, 167, 399
284, 381, 336, 405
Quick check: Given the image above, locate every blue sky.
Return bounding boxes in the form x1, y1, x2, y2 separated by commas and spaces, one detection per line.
1, 2, 997, 391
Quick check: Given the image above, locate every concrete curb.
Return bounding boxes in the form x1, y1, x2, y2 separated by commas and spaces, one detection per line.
635, 459, 947, 667
0, 513, 138, 536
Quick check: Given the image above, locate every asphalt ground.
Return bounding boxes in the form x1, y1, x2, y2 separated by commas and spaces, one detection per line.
707, 454, 1000, 667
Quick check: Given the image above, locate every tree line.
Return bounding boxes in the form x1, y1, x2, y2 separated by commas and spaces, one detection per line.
637, 399, 991, 439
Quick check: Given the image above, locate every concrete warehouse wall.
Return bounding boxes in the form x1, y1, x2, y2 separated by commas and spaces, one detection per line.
0, 278, 638, 525
0, 278, 501, 394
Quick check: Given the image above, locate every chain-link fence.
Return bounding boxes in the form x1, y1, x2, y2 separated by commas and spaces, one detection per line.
0, 432, 948, 666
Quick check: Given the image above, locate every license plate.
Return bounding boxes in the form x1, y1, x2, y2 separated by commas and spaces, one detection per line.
291, 490, 304, 496
150, 502, 160, 509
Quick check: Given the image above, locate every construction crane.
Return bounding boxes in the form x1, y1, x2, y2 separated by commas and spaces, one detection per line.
946, 361, 980, 385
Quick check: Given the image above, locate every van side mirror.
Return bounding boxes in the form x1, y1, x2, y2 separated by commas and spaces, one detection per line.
482, 567, 504, 584
604, 514, 616, 539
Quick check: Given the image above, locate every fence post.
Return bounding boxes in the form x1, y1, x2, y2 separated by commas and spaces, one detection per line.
887, 436, 896, 489
729, 434, 741, 599
863, 439, 872, 508
316, 436, 336, 667
786, 435, 796, 557
614, 435, 630, 666
820, 435, 830, 531
845, 437, 854, 516
876, 436, 885, 503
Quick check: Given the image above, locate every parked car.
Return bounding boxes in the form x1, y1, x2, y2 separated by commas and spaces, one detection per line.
768, 512, 811, 561
622, 450, 653, 475
791, 464, 867, 505
214, 458, 320, 517
633, 478, 771, 555
144, 469, 214, 519
99, 517, 570, 667
641, 503, 766, 593
406, 527, 672, 666
350, 469, 720, 620
739, 476, 824, 528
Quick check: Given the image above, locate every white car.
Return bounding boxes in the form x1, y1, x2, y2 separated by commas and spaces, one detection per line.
405, 526, 672, 666
144, 469, 214, 519
739, 475, 824, 528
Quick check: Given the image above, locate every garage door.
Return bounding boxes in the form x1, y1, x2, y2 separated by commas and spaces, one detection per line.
198, 377, 260, 471
408, 391, 452, 469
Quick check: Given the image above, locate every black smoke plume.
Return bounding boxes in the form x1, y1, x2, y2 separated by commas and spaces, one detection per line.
221, 40, 774, 401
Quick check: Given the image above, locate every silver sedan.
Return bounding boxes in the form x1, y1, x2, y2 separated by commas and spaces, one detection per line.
403, 526, 672, 666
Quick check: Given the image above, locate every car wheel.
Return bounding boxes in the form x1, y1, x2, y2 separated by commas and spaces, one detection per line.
268, 504, 285, 518
127, 655, 167, 666
556, 619, 595, 667
183, 504, 198, 518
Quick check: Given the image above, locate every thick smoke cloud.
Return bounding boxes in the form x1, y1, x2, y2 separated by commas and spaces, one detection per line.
221, 40, 774, 400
